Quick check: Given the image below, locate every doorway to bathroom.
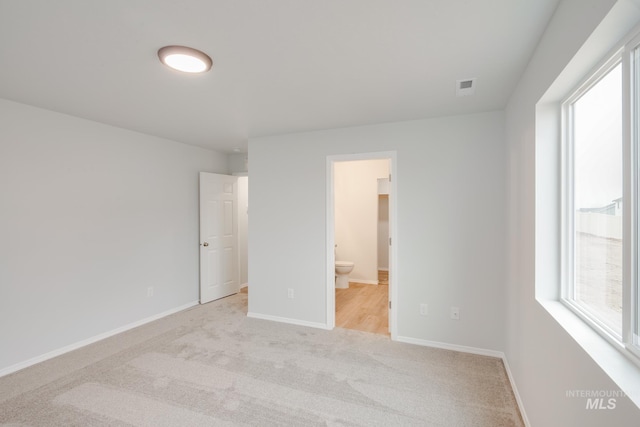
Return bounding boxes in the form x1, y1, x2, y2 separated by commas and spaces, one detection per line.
326, 152, 397, 339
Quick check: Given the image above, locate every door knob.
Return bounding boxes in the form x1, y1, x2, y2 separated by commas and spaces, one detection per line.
202, 242, 209, 247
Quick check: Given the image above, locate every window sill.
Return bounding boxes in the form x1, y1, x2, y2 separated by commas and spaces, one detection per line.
538, 299, 640, 409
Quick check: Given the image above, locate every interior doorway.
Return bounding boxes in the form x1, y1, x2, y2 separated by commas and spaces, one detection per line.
326, 152, 397, 339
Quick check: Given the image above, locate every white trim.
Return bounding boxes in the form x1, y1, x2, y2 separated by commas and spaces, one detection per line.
326, 151, 398, 340
502, 356, 531, 427
628, 32, 640, 362
240, 283, 249, 289
538, 300, 640, 407
326, 157, 336, 329
0, 300, 199, 378
559, 21, 640, 355
348, 279, 379, 286
397, 335, 529, 425
247, 312, 332, 330
396, 335, 504, 358
561, 53, 624, 339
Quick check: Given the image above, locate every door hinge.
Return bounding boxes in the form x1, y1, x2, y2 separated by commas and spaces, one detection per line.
389, 301, 391, 309
388, 173, 391, 182
389, 237, 392, 246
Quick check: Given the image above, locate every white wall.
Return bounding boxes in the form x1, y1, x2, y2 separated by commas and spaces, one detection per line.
0, 99, 227, 373
334, 159, 389, 284
378, 195, 389, 270
228, 153, 248, 175
248, 111, 506, 351
505, 0, 640, 425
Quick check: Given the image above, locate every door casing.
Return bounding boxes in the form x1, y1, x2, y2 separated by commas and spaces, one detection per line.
326, 151, 398, 339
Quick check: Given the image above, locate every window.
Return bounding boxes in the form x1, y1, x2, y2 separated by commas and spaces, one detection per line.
564, 59, 623, 338
562, 33, 640, 359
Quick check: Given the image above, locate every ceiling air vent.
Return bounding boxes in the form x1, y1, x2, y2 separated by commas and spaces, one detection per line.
456, 78, 476, 97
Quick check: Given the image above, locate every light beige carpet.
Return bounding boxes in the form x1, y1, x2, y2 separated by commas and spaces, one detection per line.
0, 293, 523, 426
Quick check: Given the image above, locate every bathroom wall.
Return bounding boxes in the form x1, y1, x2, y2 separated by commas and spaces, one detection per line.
334, 159, 389, 284
377, 195, 389, 270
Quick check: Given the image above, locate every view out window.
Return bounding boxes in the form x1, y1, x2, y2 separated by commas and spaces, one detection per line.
569, 61, 623, 337
563, 34, 640, 358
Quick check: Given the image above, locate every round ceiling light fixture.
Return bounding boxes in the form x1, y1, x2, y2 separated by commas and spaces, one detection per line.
157, 45, 212, 73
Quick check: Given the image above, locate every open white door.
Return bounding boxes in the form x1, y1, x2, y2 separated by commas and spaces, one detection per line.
199, 172, 239, 304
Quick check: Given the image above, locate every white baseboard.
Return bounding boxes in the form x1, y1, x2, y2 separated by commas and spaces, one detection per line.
349, 279, 379, 285
240, 283, 248, 289
396, 335, 529, 426
396, 335, 504, 358
0, 300, 199, 378
501, 356, 530, 426
247, 311, 332, 330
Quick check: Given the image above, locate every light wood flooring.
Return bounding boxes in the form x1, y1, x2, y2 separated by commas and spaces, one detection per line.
378, 269, 389, 285
241, 276, 389, 336
335, 281, 389, 336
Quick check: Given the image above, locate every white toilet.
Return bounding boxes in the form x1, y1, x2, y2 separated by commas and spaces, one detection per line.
335, 261, 355, 289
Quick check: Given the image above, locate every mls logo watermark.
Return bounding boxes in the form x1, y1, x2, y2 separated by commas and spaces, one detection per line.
585, 397, 617, 410
566, 389, 625, 410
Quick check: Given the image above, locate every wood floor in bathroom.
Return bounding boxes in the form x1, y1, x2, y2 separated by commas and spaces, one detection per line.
241, 271, 390, 336
335, 274, 389, 336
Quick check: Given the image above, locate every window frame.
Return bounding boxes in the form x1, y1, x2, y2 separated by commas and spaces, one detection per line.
560, 32, 640, 362
629, 32, 640, 361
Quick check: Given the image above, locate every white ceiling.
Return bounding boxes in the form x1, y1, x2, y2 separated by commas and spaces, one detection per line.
0, 0, 560, 153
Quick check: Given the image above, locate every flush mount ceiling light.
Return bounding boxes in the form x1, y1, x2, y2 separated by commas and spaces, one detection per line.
157, 45, 212, 73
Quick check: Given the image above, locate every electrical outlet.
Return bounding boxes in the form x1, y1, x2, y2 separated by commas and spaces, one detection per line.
147, 286, 154, 297
287, 288, 294, 299
450, 306, 460, 320
419, 303, 428, 316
